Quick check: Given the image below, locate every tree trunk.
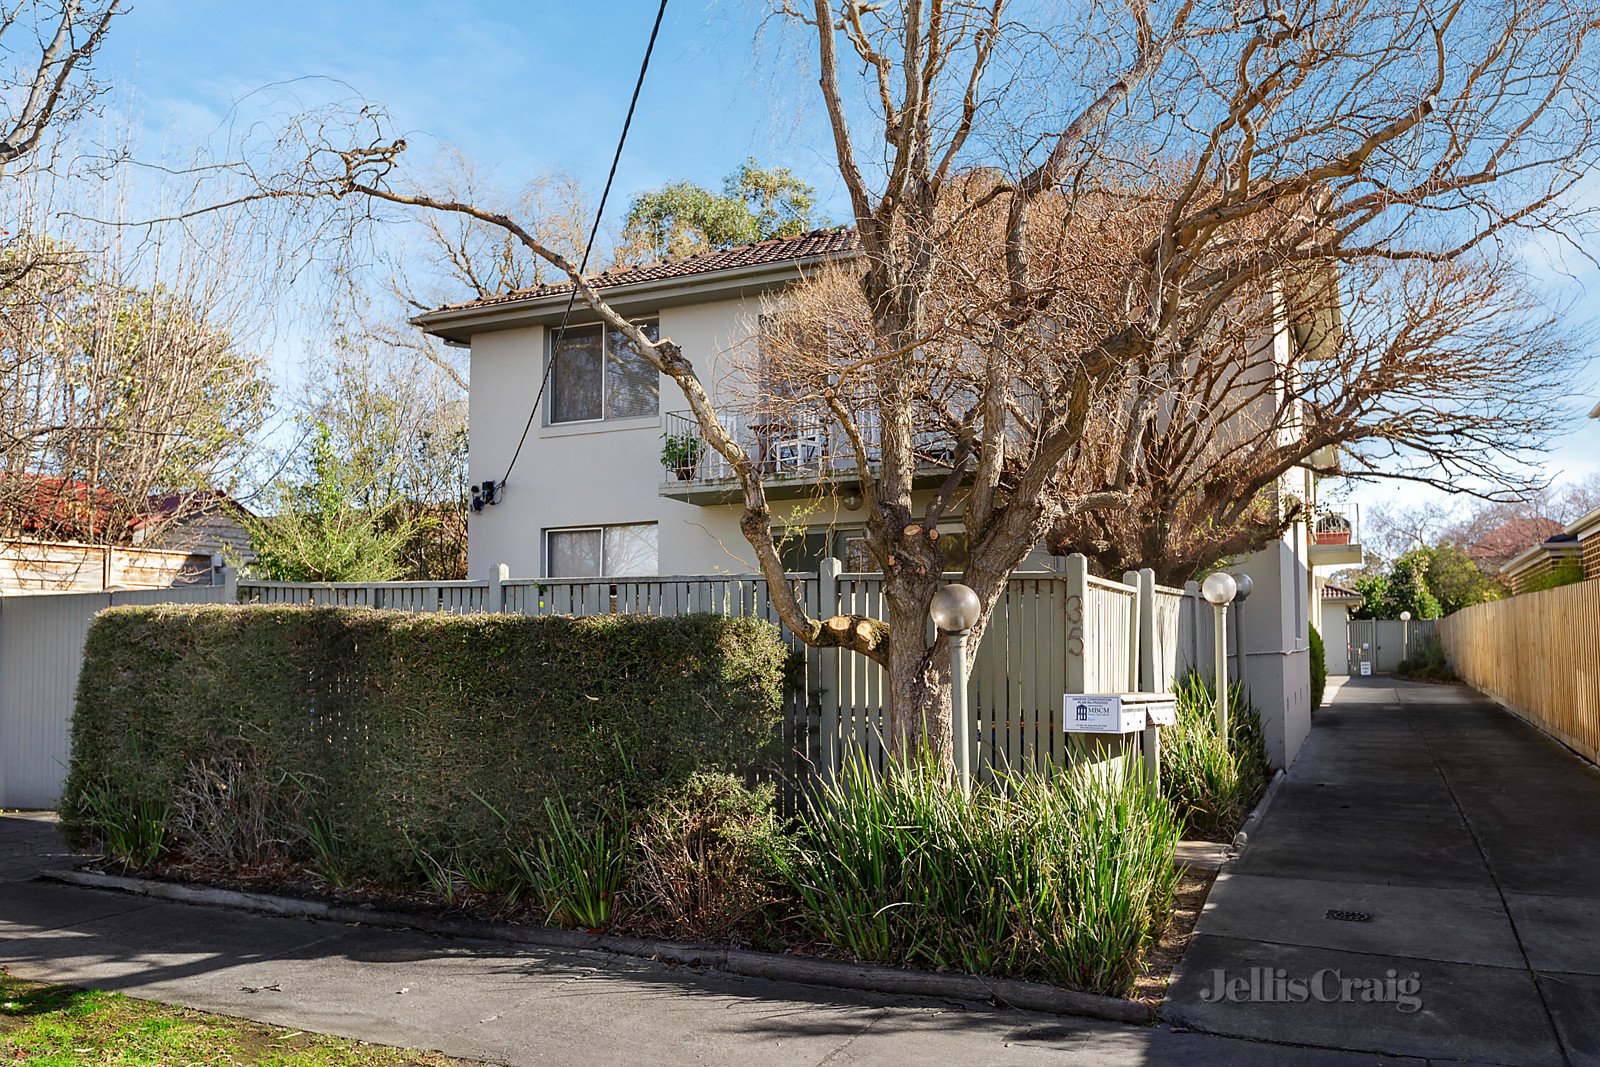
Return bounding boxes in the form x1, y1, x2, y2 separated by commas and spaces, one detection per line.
880, 566, 952, 762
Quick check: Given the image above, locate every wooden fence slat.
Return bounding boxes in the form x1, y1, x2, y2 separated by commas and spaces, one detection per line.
1441, 578, 1600, 762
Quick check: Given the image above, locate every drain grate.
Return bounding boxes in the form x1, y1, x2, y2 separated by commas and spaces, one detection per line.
1325, 909, 1374, 923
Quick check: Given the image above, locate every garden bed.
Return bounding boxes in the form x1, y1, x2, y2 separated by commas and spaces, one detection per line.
59, 605, 1269, 1015
44, 859, 1225, 1023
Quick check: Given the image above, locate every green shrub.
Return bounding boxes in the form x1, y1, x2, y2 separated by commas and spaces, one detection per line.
1308, 624, 1327, 710
774, 754, 1181, 998
1162, 673, 1271, 840
622, 772, 791, 944
63, 605, 790, 888
1396, 634, 1458, 683
1521, 557, 1585, 593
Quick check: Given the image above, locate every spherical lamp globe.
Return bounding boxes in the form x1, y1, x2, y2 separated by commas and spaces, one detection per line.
930, 584, 982, 633
1201, 571, 1239, 606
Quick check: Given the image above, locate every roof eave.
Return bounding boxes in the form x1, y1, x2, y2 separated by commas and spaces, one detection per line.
1565, 503, 1600, 540
410, 251, 852, 344
1500, 539, 1583, 577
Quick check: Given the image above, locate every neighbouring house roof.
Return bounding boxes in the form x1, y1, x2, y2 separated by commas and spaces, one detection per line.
0, 475, 127, 541
412, 228, 860, 343
0, 475, 248, 546
1500, 534, 1584, 581
1465, 516, 1565, 569
1321, 581, 1364, 603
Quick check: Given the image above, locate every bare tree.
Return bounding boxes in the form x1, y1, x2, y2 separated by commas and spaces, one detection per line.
178, 0, 1600, 762
0, 0, 121, 170
1043, 254, 1572, 583
0, 161, 272, 544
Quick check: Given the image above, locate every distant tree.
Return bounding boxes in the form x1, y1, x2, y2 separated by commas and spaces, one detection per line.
1408, 544, 1502, 615
0, 236, 271, 544
246, 423, 415, 582
618, 160, 819, 263
1352, 554, 1443, 619
298, 321, 469, 580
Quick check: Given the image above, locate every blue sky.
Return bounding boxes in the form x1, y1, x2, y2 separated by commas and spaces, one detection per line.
93, 1, 1600, 526
98, 1, 850, 224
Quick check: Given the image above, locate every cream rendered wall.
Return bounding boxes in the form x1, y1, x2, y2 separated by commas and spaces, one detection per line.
1234, 522, 1314, 768
466, 297, 890, 579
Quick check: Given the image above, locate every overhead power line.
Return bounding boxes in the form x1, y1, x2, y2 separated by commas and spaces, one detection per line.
480, 0, 670, 509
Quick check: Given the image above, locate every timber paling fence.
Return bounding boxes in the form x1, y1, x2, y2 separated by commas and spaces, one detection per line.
0, 556, 1219, 807
1440, 578, 1600, 763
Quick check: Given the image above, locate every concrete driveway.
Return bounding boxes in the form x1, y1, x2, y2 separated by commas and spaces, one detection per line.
1166, 676, 1600, 1065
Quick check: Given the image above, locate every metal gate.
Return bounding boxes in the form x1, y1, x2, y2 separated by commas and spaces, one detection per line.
1347, 618, 1439, 676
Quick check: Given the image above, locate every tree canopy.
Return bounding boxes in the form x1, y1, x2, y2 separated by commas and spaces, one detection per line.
618, 160, 821, 263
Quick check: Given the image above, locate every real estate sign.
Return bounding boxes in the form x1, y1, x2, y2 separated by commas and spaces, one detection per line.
1062, 694, 1146, 734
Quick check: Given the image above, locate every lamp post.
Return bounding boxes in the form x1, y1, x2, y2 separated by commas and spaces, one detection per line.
1400, 609, 1412, 662
1202, 572, 1239, 738
930, 583, 982, 793
1230, 572, 1253, 694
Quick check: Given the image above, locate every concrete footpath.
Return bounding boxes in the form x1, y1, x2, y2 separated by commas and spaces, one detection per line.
1167, 676, 1600, 1065
0, 812, 1409, 1067
3, 676, 1592, 1065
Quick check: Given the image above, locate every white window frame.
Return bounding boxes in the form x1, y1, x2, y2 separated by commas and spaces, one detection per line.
543, 523, 659, 579
545, 319, 660, 427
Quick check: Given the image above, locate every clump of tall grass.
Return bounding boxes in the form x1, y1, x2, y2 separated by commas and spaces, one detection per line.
1396, 635, 1457, 684
74, 781, 169, 869
509, 797, 631, 930
1162, 673, 1271, 839
773, 754, 1182, 997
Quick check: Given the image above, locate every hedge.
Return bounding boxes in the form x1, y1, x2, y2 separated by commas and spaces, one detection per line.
1308, 623, 1327, 710
62, 605, 789, 885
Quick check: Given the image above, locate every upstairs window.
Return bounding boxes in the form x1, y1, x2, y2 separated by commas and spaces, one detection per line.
548, 321, 659, 424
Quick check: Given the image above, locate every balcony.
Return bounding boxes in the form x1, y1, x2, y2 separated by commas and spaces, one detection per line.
659, 409, 958, 504
1309, 503, 1363, 566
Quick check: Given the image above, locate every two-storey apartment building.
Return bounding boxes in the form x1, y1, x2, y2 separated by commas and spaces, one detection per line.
414, 229, 1360, 768
413, 230, 1016, 581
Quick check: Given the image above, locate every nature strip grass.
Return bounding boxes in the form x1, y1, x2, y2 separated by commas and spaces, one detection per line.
0, 966, 469, 1066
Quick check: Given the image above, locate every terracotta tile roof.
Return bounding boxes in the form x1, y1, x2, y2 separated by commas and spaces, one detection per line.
1321, 581, 1363, 600
430, 228, 860, 315
1465, 517, 1564, 566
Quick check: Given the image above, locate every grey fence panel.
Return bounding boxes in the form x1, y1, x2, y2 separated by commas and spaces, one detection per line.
1152, 585, 1188, 690
0, 585, 227, 808
1348, 618, 1439, 674
237, 580, 489, 614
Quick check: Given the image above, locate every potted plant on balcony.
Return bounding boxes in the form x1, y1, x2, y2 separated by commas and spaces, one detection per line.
661, 430, 704, 481
1314, 513, 1353, 545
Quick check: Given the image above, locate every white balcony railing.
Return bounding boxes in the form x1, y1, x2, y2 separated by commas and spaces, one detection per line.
660, 409, 956, 487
